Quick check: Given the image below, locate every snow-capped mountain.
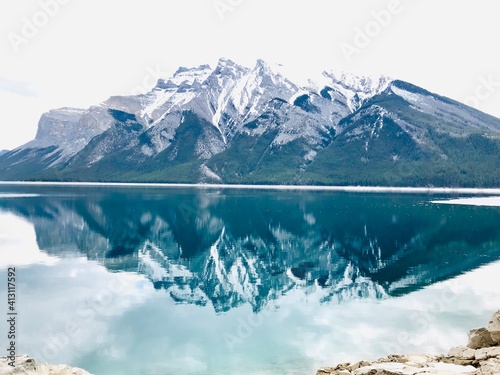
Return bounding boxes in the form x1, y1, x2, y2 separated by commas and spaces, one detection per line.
1, 59, 500, 186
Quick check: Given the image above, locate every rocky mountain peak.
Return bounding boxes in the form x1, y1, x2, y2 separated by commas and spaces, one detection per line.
171, 64, 213, 86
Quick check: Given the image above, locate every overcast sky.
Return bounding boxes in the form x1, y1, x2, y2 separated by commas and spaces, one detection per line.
1, 0, 499, 150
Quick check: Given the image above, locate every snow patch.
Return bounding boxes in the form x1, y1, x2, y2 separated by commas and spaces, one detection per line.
0, 194, 40, 198
304, 150, 317, 162
431, 196, 500, 207
200, 164, 222, 182
391, 86, 430, 108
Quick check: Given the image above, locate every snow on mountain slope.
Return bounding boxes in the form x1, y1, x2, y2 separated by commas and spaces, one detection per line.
326, 71, 392, 104
241, 98, 332, 148
2, 59, 395, 176
101, 59, 391, 146
233, 59, 299, 121
389, 81, 500, 135
331, 78, 500, 157
141, 64, 213, 122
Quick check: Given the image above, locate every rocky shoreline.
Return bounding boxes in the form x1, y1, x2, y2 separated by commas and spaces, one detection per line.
317, 310, 500, 375
0, 355, 91, 375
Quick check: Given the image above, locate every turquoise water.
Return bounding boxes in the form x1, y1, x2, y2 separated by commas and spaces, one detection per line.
1, 185, 500, 375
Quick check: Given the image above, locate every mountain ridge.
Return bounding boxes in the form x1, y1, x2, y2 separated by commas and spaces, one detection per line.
1, 59, 499, 186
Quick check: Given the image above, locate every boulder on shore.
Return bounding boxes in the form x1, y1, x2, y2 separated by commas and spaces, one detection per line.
488, 310, 500, 344
317, 310, 500, 375
468, 328, 496, 349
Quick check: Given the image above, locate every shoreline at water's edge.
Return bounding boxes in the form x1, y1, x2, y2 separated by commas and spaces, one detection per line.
0, 355, 91, 374
317, 310, 500, 375
1, 181, 500, 195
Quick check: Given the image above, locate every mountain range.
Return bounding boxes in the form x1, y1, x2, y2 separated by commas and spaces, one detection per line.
1, 58, 500, 186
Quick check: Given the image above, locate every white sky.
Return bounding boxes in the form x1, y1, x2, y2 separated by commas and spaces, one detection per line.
0, 0, 499, 150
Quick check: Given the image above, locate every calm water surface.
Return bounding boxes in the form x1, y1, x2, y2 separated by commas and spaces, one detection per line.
0, 184, 500, 375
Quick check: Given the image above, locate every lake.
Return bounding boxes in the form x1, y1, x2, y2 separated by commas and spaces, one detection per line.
1, 184, 500, 375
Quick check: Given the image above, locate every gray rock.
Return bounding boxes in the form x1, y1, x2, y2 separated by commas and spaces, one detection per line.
448, 346, 476, 360
467, 327, 496, 349
487, 310, 500, 344
476, 357, 500, 375
317, 369, 351, 375
347, 360, 370, 371
352, 361, 475, 374
475, 347, 500, 361
19, 106, 113, 164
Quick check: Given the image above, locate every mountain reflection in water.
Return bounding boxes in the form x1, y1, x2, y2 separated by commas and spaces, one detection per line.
1, 185, 500, 313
